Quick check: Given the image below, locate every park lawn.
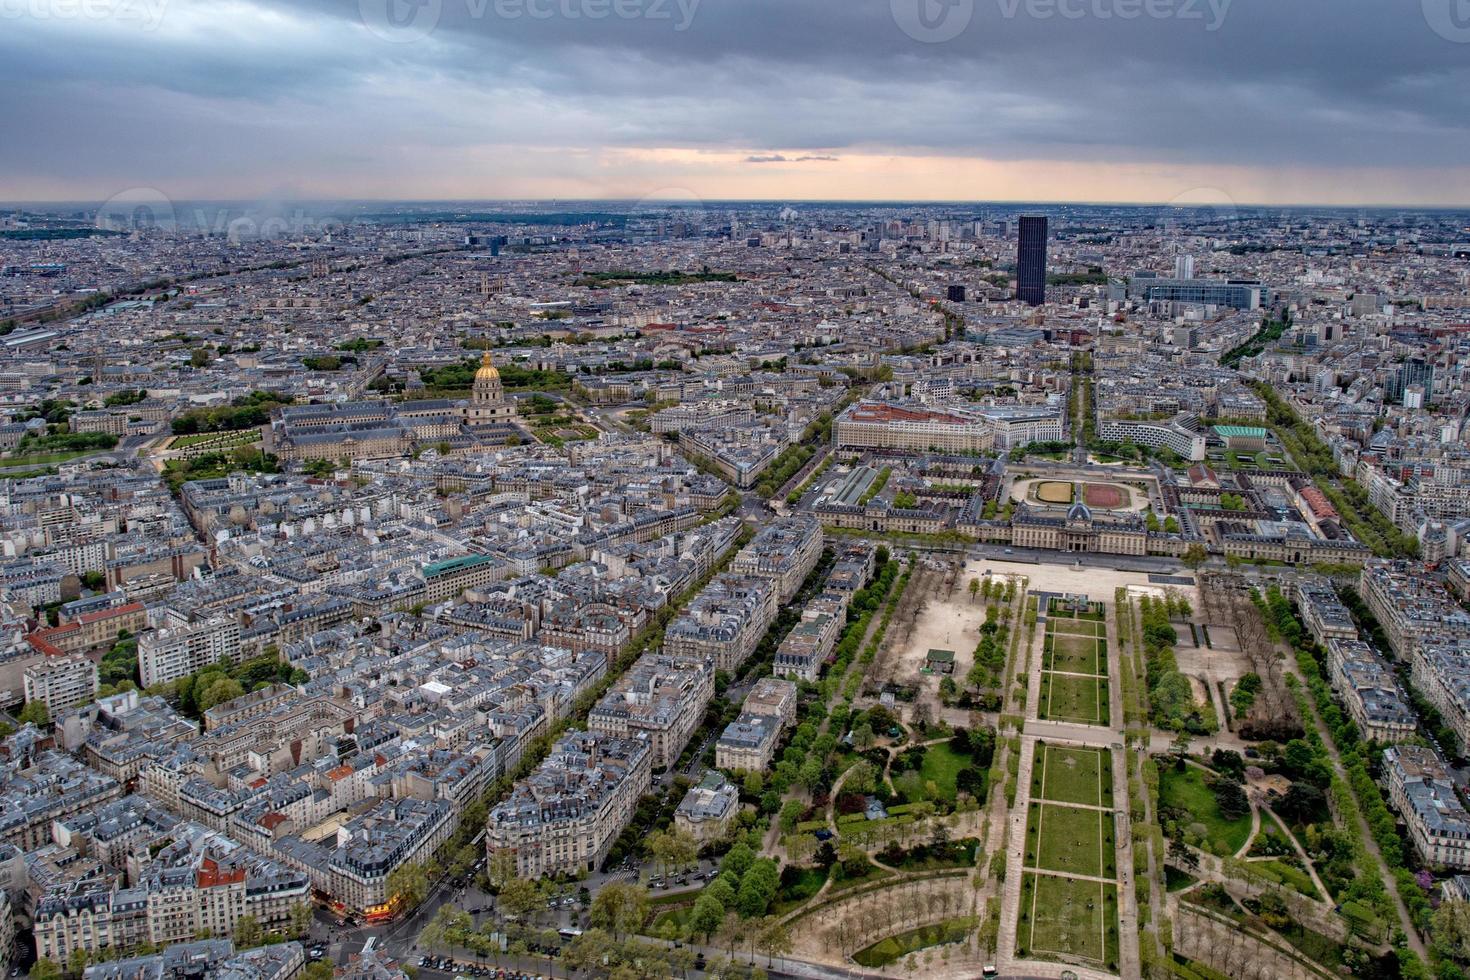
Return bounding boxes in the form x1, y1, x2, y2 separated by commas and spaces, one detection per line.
1158, 765, 1253, 855
1046, 633, 1101, 675
1047, 618, 1105, 638
647, 904, 692, 936
1019, 873, 1118, 968
770, 865, 828, 916
853, 917, 975, 968
0, 449, 96, 467
1033, 745, 1108, 808
916, 742, 970, 803
1038, 672, 1106, 726
172, 429, 261, 449
1027, 802, 1114, 878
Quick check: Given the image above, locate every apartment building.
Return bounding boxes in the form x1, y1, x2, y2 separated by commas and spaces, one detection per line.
1361, 561, 1470, 660
587, 655, 713, 769
1409, 641, 1470, 755
663, 575, 777, 673
421, 554, 509, 605
1294, 577, 1358, 647
24, 653, 99, 714
0, 751, 121, 850
138, 612, 243, 688
742, 677, 799, 729
773, 600, 845, 682
485, 731, 651, 879
1324, 638, 1416, 743
1384, 745, 1470, 871
35, 821, 311, 963
728, 517, 824, 604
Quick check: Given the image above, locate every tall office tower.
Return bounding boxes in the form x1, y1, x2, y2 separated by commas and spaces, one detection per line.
1175, 253, 1196, 280
1016, 215, 1048, 306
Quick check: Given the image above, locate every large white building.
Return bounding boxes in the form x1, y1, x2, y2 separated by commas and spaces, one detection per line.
835, 402, 995, 454
1095, 415, 1208, 462
138, 612, 243, 688
24, 653, 98, 714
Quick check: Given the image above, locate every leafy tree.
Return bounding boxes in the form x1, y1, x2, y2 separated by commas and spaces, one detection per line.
18, 700, 50, 727
706, 877, 737, 911
722, 841, 755, 879
756, 916, 792, 967
1212, 778, 1249, 820
499, 876, 542, 922
198, 677, 245, 712
689, 892, 726, 942
385, 861, 429, 911
778, 800, 805, 834
1433, 900, 1470, 964
844, 761, 877, 795
234, 913, 263, 948
589, 882, 649, 939
1278, 782, 1326, 824
486, 849, 518, 891
288, 902, 314, 938
1181, 543, 1208, 571
28, 959, 61, 980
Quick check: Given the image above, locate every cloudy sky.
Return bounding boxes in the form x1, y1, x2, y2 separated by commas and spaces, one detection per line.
5, 0, 1470, 205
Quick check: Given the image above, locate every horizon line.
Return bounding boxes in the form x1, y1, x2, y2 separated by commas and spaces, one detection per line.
6, 197, 1470, 211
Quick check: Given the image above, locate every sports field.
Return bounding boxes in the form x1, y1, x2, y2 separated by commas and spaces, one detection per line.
1018, 873, 1120, 969
1035, 481, 1074, 504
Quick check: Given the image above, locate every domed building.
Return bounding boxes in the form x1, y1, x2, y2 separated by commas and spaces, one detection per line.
463, 351, 518, 428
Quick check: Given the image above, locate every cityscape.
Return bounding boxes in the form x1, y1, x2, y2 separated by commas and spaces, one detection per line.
5, 3, 1470, 980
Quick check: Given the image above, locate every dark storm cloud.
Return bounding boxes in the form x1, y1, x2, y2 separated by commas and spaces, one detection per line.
1, 0, 1468, 197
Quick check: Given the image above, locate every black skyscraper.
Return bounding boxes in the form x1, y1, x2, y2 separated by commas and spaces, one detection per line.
1016, 215, 1048, 306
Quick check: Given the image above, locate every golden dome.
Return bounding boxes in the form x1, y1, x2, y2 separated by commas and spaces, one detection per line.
475, 351, 500, 383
